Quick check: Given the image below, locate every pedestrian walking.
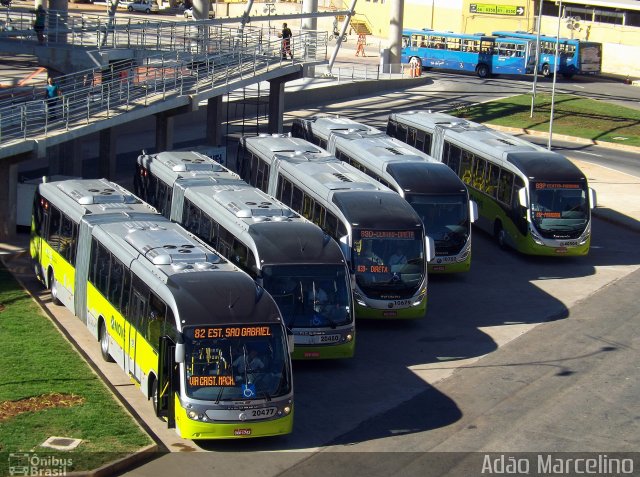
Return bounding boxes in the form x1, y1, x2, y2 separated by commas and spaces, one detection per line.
33, 4, 46, 45
44, 76, 62, 121
279, 22, 293, 59
355, 33, 367, 57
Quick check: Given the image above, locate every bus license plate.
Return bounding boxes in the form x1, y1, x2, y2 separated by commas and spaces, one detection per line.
295, 334, 340, 344
319, 334, 340, 343
249, 407, 277, 419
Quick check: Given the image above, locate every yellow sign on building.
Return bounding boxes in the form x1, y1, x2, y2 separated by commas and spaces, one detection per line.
469, 3, 525, 16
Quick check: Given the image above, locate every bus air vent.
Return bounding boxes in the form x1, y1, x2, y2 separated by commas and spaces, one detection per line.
385, 147, 404, 155
332, 173, 353, 182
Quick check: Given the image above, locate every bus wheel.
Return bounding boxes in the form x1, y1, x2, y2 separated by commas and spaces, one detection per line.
476, 64, 490, 79
542, 64, 551, 78
49, 271, 62, 305
99, 320, 114, 362
494, 222, 507, 249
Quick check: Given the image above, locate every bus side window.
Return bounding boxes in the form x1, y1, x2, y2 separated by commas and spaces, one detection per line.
157, 180, 171, 218
387, 120, 397, 137
291, 185, 303, 212
302, 195, 314, 221
397, 124, 408, 143
59, 214, 75, 264
460, 150, 474, 185
415, 129, 426, 151
146, 293, 166, 351
33, 191, 45, 235
121, 269, 132, 316
109, 258, 125, 310
47, 206, 61, 248
473, 157, 487, 191
183, 199, 201, 235
497, 170, 514, 205
313, 201, 324, 227
486, 163, 500, 198
256, 160, 270, 192
217, 226, 233, 257
246, 249, 259, 279
200, 214, 213, 244
324, 211, 339, 238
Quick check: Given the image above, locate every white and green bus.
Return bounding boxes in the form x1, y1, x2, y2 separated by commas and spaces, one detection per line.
31, 178, 293, 439
238, 134, 435, 320
387, 111, 597, 256
292, 116, 478, 273
135, 150, 355, 360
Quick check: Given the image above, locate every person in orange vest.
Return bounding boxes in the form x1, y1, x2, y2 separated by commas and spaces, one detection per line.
355, 34, 367, 57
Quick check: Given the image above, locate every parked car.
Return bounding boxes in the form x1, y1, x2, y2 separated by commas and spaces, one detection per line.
127, 0, 159, 13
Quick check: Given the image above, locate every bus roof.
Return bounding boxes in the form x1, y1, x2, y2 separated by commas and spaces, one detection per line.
137, 150, 239, 187
300, 116, 382, 140
506, 152, 586, 182
39, 178, 157, 223
332, 190, 423, 229
492, 31, 581, 44
386, 162, 469, 195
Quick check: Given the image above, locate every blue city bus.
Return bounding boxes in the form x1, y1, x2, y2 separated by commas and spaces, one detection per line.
401, 28, 536, 78
492, 31, 602, 78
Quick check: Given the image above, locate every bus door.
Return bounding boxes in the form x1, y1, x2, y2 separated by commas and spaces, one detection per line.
127, 288, 146, 382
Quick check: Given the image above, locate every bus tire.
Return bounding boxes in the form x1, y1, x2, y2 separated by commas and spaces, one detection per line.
150, 377, 159, 415
542, 63, 551, 78
99, 320, 114, 362
494, 221, 507, 249
476, 64, 490, 79
49, 270, 62, 305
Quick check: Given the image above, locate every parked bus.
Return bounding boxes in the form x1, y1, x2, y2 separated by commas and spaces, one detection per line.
135, 150, 355, 360
401, 28, 535, 78
492, 31, 602, 78
237, 134, 434, 319
387, 111, 597, 256
31, 178, 293, 439
292, 116, 478, 273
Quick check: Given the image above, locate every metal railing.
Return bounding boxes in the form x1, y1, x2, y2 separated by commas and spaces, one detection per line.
0, 29, 327, 146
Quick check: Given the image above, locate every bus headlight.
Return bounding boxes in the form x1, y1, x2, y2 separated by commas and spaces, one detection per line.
353, 291, 367, 307
188, 411, 204, 421
412, 289, 426, 306
530, 227, 544, 245
282, 406, 292, 415
457, 241, 471, 262
345, 334, 353, 342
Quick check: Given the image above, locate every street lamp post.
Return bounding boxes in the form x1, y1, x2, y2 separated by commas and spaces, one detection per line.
548, 0, 562, 150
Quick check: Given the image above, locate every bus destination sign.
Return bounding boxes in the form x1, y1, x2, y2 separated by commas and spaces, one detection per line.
359, 230, 415, 240
193, 326, 272, 339
469, 3, 525, 16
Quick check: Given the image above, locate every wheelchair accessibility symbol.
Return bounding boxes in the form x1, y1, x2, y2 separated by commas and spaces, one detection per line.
242, 384, 256, 398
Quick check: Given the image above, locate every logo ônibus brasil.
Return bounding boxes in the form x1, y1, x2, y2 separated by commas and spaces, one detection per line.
8, 453, 73, 476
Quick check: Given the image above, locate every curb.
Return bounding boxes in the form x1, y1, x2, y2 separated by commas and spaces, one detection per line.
74, 444, 162, 477
485, 124, 640, 154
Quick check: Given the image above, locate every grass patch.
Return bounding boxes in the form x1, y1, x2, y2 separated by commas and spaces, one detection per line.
0, 263, 152, 473
451, 93, 640, 147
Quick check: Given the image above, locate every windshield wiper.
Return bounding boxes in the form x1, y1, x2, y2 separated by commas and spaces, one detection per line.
215, 386, 225, 404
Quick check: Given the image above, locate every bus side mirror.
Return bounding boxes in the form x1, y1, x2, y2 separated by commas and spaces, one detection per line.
287, 334, 295, 354
175, 343, 185, 363
469, 200, 479, 223
589, 187, 597, 209
425, 235, 435, 263
517, 187, 529, 208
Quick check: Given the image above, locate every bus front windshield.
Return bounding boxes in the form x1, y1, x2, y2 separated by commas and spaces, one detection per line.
530, 182, 589, 238
262, 265, 352, 329
183, 325, 291, 402
405, 193, 469, 254
352, 230, 425, 295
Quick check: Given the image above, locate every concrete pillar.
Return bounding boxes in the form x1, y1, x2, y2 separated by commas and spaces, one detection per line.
192, 0, 209, 20
58, 139, 83, 177
206, 96, 223, 146
99, 129, 117, 180
155, 112, 174, 152
0, 158, 20, 241
267, 80, 285, 134
301, 0, 318, 32
388, 0, 403, 66
48, 0, 68, 44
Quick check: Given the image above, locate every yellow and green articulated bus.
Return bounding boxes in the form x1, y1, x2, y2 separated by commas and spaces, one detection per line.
31, 178, 294, 439
388, 111, 597, 256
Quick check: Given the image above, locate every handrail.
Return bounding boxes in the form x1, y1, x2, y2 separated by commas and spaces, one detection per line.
0, 29, 327, 147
